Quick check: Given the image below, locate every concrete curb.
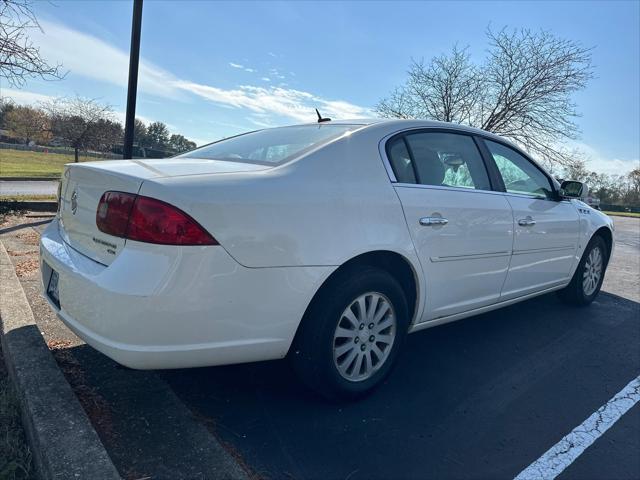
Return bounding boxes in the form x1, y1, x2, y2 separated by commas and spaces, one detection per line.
0, 201, 58, 212
0, 241, 121, 479
0, 177, 59, 181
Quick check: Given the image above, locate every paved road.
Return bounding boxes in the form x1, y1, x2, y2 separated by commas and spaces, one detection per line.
0, 180, 58, 196
161, 216, 639, 480
602, 216, 640, 302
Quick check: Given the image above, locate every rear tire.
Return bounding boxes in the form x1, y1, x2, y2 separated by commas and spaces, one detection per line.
558, 235, 608, 306
291, 266, 409, 401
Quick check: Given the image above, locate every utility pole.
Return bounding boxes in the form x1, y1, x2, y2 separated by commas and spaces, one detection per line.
123, 0, 143, 159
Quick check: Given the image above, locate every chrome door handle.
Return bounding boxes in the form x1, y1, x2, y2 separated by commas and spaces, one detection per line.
420, 216, 448, 226
518, 217, 536, 227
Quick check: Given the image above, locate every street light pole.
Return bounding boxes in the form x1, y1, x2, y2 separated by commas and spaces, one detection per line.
123, 0, 143, 159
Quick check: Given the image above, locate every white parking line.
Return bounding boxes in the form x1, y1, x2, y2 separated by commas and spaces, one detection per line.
515, 375, 640, 480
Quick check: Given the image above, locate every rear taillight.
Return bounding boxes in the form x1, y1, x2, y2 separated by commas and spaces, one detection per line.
96, 191, 218, 246
96, 191, 136, 237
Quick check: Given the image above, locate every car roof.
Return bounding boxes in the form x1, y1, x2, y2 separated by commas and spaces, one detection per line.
293, 118, 509, 143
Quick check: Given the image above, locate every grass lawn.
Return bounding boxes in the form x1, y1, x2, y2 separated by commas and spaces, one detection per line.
0, 150, 101, 178
0, 195, 57, 202
603, 211, 640, 218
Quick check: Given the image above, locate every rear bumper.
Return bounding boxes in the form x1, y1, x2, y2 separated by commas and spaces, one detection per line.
40, 218, 334, 369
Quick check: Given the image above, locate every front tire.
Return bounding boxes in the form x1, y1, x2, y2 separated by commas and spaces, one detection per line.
291, 267, 409, 401
558, 235, 608, 306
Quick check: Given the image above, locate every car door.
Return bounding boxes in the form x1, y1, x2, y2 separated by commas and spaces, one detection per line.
386, 130, 514, 321
481, 139, 580, 299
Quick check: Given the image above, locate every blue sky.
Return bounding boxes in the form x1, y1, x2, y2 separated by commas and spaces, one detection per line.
2, 0, 639, 174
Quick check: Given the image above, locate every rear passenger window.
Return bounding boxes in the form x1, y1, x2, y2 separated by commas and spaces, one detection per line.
386, 137, 417, 184
388, 132, 491, 190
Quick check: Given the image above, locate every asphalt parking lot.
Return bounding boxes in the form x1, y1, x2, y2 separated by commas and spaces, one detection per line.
2, 214, 638, 479
163, 216, 639, 480
162, 291, 639, 480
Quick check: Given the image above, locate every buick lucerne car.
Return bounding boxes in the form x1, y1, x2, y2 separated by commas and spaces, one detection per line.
40, 119, 614, 399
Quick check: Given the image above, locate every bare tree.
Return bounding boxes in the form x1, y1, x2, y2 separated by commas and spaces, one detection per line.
42, 96, 119, 162
378, 47, 482, 124
627, 169, 640, 206
0, 0, 64, 87
377, 27, 594, 168
4, 103, 50, 144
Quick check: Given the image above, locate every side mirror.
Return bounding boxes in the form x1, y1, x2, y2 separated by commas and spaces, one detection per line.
560, 180, 588, 199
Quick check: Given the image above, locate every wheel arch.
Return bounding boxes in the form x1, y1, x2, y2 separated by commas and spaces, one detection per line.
289, 250, 421, 354
593, 226, 613, 264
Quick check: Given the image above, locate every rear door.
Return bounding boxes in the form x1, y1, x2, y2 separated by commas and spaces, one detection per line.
387, 130, 514, 321
481, 139, 580, 299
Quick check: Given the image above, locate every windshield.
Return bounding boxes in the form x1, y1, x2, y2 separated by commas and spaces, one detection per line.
177, 124, 360, 165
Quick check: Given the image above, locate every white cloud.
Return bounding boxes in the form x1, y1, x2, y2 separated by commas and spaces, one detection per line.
1, 88, 55, 105
587, 156, 639, 176
35, 20, 181, 99
13, 19, 371, 126
249, 117, 276, 128
572, 141, 639, 175
230, 62, 256, 73
112, 111, 154, 127
2, 88, 155, 127
173, 82, 370, 122
261, 77, 271, 82
266, 68, 286, 80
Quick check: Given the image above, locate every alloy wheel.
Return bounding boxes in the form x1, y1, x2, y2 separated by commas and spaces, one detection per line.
583, 246, 603, 296
332, 292, 397, 382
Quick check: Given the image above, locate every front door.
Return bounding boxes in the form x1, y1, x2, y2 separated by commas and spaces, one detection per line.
386, 130, 514, 321
482, 139, 580, 299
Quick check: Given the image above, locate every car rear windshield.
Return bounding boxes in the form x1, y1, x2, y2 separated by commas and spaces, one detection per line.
177, 124, 360, 165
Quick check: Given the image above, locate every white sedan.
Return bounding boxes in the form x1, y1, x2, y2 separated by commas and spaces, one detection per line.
40, 119, 614, 399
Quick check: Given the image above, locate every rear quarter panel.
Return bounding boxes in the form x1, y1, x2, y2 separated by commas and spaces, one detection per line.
138, 129, 418, 270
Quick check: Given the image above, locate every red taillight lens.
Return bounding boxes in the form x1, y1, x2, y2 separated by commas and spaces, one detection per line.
96, 191, 218, 246
96, 192, 136, 237
127, 196, 218, 245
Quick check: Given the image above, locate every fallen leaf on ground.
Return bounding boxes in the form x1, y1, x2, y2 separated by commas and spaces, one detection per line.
47, 339, 73, 350
15, 259, 39, 277
16, 230, 40, 246
8, 250, 38, 257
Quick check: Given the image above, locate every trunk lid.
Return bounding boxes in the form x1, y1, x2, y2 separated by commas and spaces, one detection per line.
59, 158, 267, 265
59, 164, 143, 265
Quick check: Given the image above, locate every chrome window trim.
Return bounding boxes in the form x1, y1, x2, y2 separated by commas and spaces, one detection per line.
394, 182, 574, 204
378, 125, 564, 202
378, 126, 495, 194
393, 182, 503, 196
501, 190, 574, 204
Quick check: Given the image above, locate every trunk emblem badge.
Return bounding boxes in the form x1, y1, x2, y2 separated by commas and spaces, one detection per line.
71, 189, 78, 215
